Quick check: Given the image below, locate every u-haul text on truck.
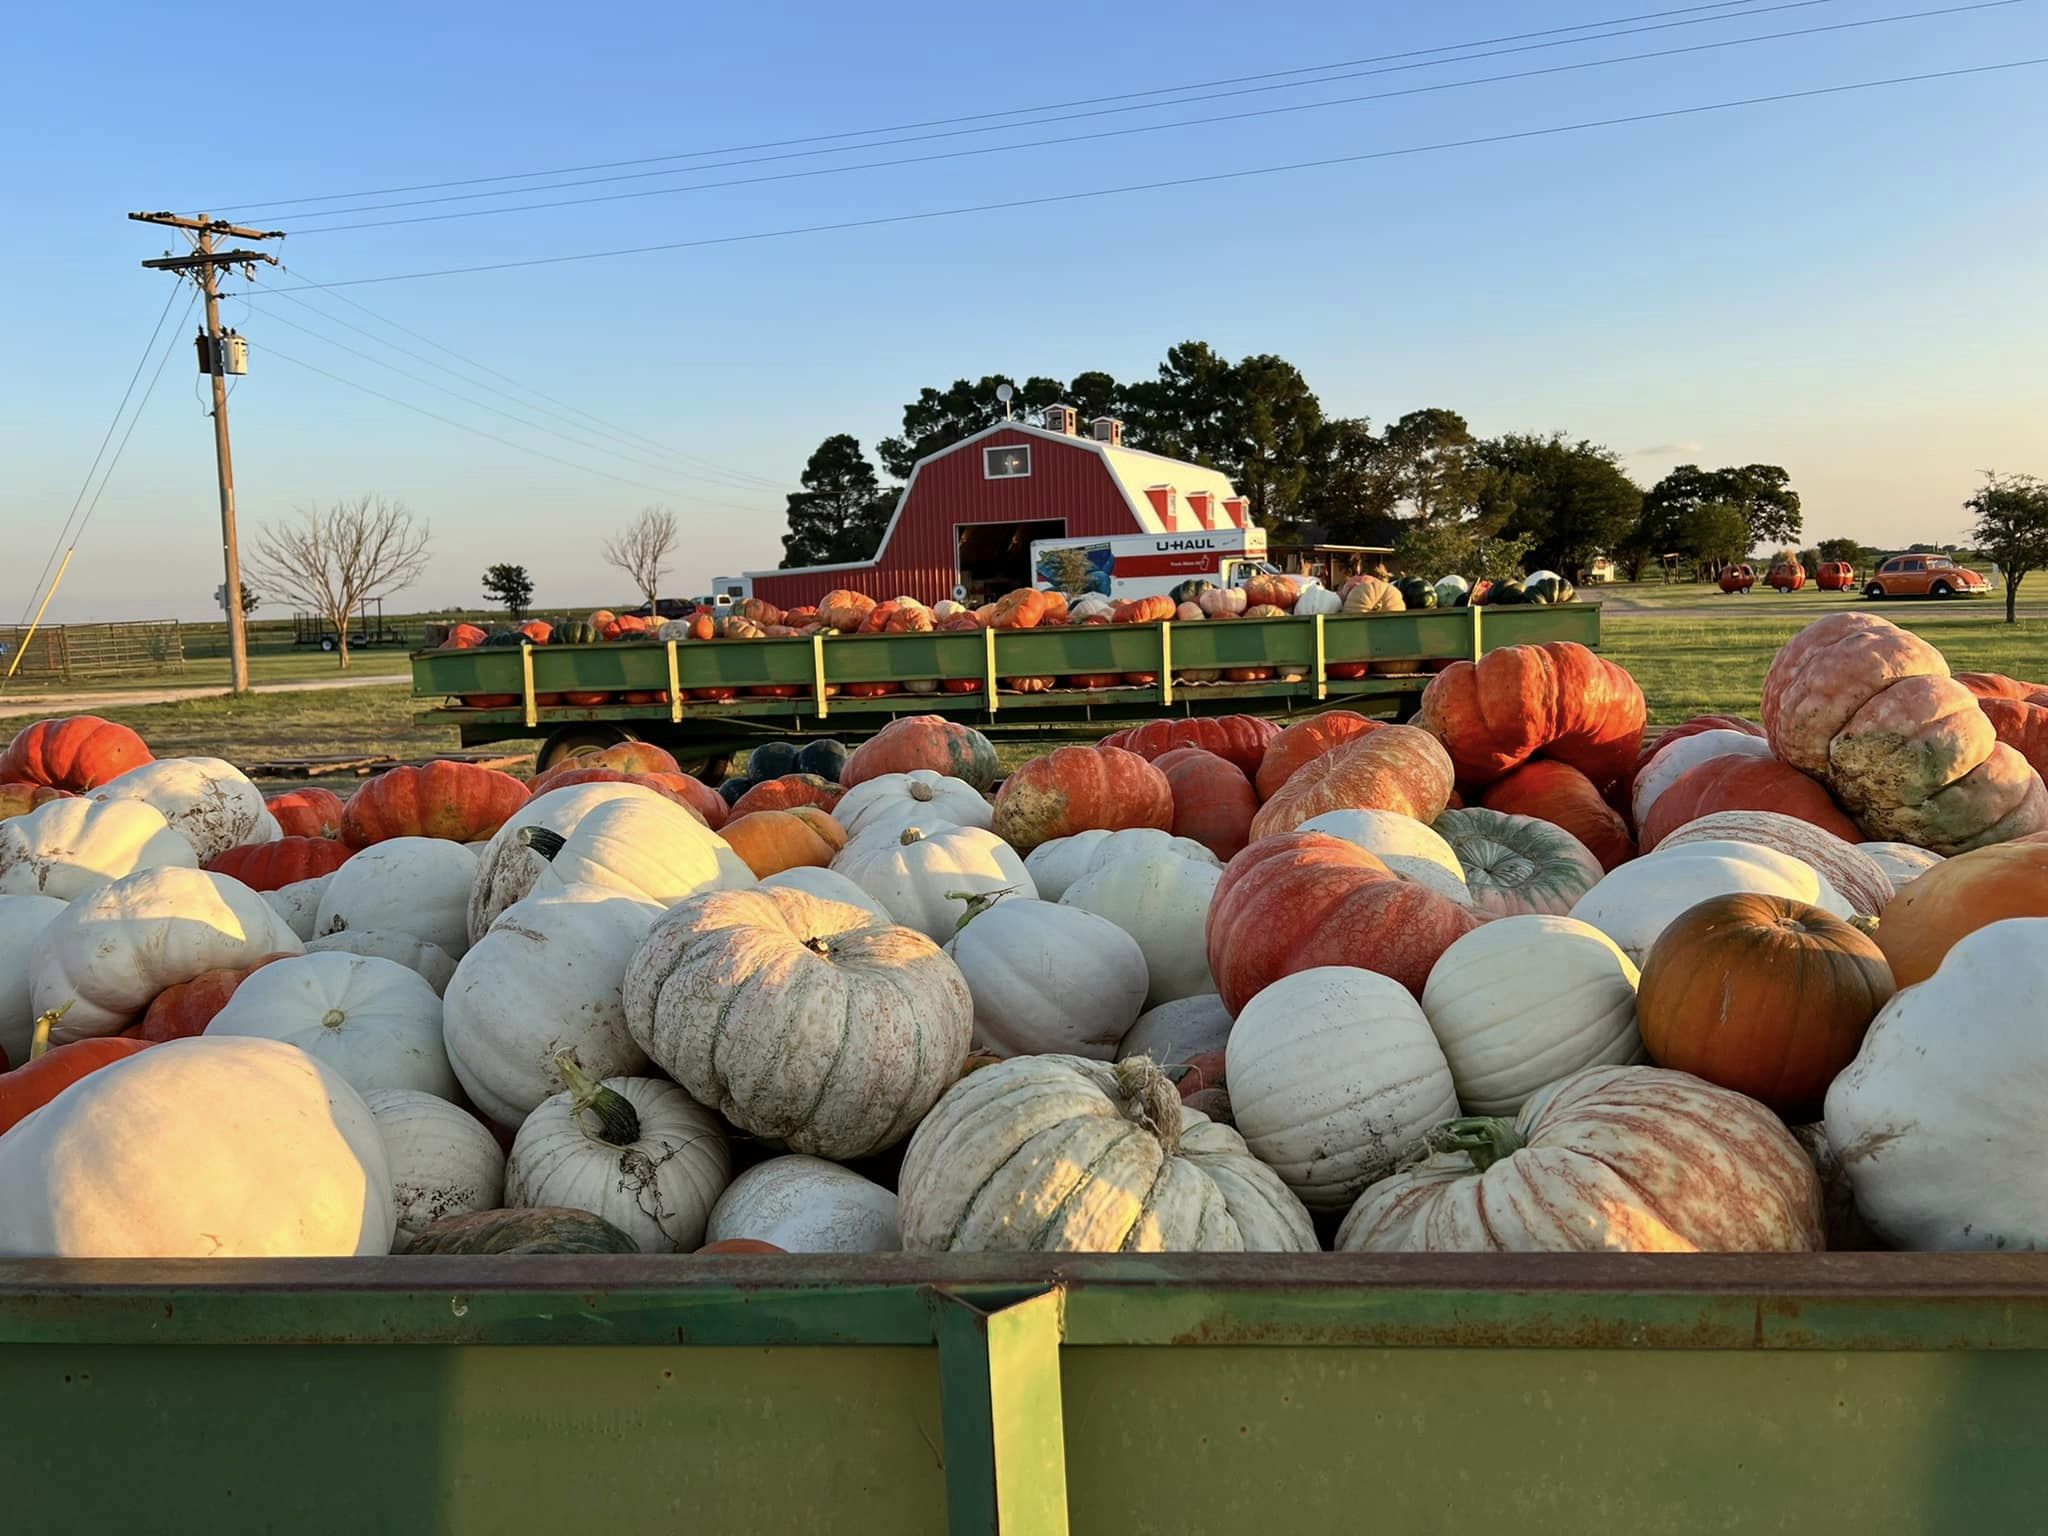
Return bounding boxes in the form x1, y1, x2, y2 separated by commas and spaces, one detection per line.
1030, 528, 1311, 603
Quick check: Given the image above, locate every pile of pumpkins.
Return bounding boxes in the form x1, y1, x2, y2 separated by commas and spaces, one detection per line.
1, 605, 2043, 1261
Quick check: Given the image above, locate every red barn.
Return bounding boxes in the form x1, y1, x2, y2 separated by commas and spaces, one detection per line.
745, 410, 1247, 610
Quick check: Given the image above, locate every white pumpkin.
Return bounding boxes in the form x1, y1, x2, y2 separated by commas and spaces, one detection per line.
89, 755, 267, 862
0, 1035, 393, 1258
1858, 840, 1945, 892
1567, 839, 1850, 964
1024, 827, 1219, 904
834, 770, 992, 841
1431, 806, 1603, 917
1631, 730, 1777, 828
946, 895, 1148, 1059
1059, 828, 1222, 1005
1420, 915, 1642, 1116
262, 872, 333, 942
704, 1154, 899, 1253
362, 1087, 506, 1250
1227, 966, 1459, 1212
897, 1053, 1316, 1252
1824, 918, 2048, 1251
1293, 583, 1343, 617
0, 893, 65, 1065
249, 806, 284, 843
1655, 810, 1894, 915
468, 783, 751, 942
316, 837, 477, 959
31, 866, 306, 1041
757, 864, 891, 919
832, 823, 1036, 942
624, 887, 971, 1160
1336, 1064, 1824, 1253
932, 599, 966, 619
443, 883, 661, 1128
304, 929, 457, 995
1069, 594, 1117, 621
504, 1063, 731, 1253
0, 796, 196, 899
1297, 808, 1472, 905
207, 952, 456, 1099
1115, 992, 1232, 1065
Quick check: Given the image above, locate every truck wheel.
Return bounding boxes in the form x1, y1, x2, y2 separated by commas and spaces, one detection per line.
320, 636, 336, 652
536, 724, 632, 772
1864, 582, 1886, 599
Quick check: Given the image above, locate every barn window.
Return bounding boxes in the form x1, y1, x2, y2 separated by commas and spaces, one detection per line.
984, 445, 1031, 479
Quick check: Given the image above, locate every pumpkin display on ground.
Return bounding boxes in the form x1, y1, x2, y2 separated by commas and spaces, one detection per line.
1870, 840, 2048, 986
1248, 724, 1455, 840
991, 744, 1174, 853
704, 1155, 900, 1253
1431, 806, 1604, 917
0, 715, 152, 791
1418, 641, 1646, 787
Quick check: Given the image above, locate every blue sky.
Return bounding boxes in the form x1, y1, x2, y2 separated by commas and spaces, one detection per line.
5, 0, 2043, 621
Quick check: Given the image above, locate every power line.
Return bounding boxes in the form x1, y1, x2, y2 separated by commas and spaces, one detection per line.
286, 0, 2013, 235
250, 57, 2048, 295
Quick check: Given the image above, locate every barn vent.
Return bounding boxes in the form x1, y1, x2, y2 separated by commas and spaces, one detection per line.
1091, 415, 1124, 447
1042, 404, 1078, 435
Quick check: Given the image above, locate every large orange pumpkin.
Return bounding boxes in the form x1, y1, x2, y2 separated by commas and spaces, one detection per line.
527, 767, 724, 829
1479, 758, 1637, 871
0, 1035, 154, 1135
1253, 711, 1383, 801
204, 836, 355, 891
342, 760, 531, 846
1625, 715, 1765, 802
0, 715, 153, 790
728, 774, 845, 818
1248, 724, 1455, 840
1637, 893, 1893, 1112
126, 953, 293, 1043
0, 782, 74, 822
1874, 841, 2048, 986
990, 744, 1174, 853
1153, 746, 1257, 862
1098, 715, 1280, 779
1205, 831, 1482, 1009
265, 786, 346, 840
442, 622, 488, 649
1112, 595, 1175, 625
1418, 642, 1646, 787
840, 715, 1000, 790
1639, 753, 1859, 851
720, 806, 848, 877
563, 741, 682, 776
1241, 572, 1300, 611
733, 598, 784, 626
820, 589, 878, 631
990, 588, 1050, 630
1980, 695, 2048, 777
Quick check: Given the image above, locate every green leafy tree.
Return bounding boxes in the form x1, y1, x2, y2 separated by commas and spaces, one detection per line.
1680, 501, 1754, 574
878, 375, 1063, 479
1378, 408, 1480, 524
1119, 344, 1326, 529
1473, 533, 1538, 583
1816, 536, 1866, 566
1301, 417, 1399, 542
1066, 370, 1123, 425
1643, 463, 1801, 559
1470, 433, 1642, 579
780, 436, 898, 568
1966, 470, 2048, 625
1391, 517, 1475, 578
481, 563, 534, 619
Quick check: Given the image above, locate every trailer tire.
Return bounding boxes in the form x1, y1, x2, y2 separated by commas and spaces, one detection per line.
536, 724, 632, 772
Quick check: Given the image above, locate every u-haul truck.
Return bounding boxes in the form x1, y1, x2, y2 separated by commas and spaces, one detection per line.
1029, 528, 1311, 603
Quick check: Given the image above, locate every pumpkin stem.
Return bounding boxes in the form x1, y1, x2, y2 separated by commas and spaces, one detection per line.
28, 1001, 71, 1061
553, 1050, 641, 1147
1424, 1115, 1523, 1173
908, 781, 935, 803
898, 826, 926, 847
517, 826, 568, 861
1112, 1057, 1183, 1156
947, 886, 1018, 932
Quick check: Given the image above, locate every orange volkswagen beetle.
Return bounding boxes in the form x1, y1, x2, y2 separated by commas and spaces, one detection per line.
1863, 554, 1991, 599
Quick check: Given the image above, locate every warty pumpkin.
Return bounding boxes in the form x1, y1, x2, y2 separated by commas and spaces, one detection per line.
1253, 711, 1383, 801
991, 744, 1174, 853
840, 714, 1000, 791
0, 714, 153, 791
1418, 641, 1646, 787
0, 796, 197, 899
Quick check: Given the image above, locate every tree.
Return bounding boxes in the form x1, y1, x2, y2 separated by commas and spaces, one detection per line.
878, 375, 1063, 479
1966, 470, 2048, 625
1119, 344, 1327, 529
1470, 433, 1641, 578
1378, 408, 1479, 524
1642, 463, 1801, 560
250, 495, 431, 670
780, 435, 898, 567
482, 563, 534, 619
1066, 370, 1123, 425
1816, 536, 1866, 566
603, 507, 679, 610
1301, 417, 1400, 541
1391, 517, 1475, 578
1680, 501, 1753, 575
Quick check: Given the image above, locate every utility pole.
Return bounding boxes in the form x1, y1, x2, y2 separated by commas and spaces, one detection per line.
131, 211, 283, 694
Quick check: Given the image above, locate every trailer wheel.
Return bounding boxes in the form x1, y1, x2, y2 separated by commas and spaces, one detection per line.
536, 724, 632, 772
320, 636, 336, 652
674, 753, 735, 784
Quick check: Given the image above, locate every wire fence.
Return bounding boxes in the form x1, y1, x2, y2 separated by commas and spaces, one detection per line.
0, 622, 186, 682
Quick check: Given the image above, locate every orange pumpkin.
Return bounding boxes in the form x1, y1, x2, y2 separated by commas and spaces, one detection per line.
733, 598, 784, 626
1121, 672, 1160, 688
342, 761, 531, 847
842, 681, 901, 698
720, 806, 848, 877
1249, 724, 1456, 839
0, 782, 74, 822
1112, 594, 1174, 625
459, 693, 522, 709
1479, 758, 1637, 871
1253, 711, 1383, 801
0, 714, 153, 791
841, 716, 999, 790
782, 605, 820, 626
1040, 591, 1069, 626
728, 774, 845, 818
527, 767, 724, 828
564, 741, 681, 776
720, 615, 767, 641
1000, 676, 1055, 693
1981, 695, 2048, 777
1625, 715, 1765, 804
1638, 893, 1894, 1112
1875, 841, 2048, 986
0, 1034, 153, 1135
1067, 673, 1121, 690
1241, 572, 1300, 611
204, 836, 355, 891
126, 953, 293, 1043
562, 691, 611, 707
696, 1238, 787, 1255
990, 588, 1050, 630
1640, 753, 1858, 851
1154, 747, 1256, 861
518, 619, 553, 644
265, 786, 346, 840
680, 612, 716, 642
939, 612, 984, 632
940, 678, 982, 694
1418, 641, 1647, 788
990, 744, 1173, 853
1223, 666, 1273, 682
1099, 715, 1280, 779
442, 622, 489, 649
689, 687, 739, 701
820, 590, 878, 631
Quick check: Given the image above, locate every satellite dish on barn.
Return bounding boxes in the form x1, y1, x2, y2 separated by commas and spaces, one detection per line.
995, 382, 1014, 420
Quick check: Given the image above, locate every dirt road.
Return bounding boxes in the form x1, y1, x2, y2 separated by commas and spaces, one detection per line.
0, 669, 410, 719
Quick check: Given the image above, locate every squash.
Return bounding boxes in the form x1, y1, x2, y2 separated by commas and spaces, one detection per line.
1872, 841, 2048, 986
1630, 729, 1778, 830
832, 823, 1035, 941
1059, 828, 1223, 1005
1655, 810, 1895, 916
565, 741, 684, 776
1762, 612, 1951, 776
1294, 809, 1471, 905
745, 741, 803, 779
362, 1087, 507, 1249
0, 714, 152, 790
1824, 918, 2048, 1250
504, 1057, 731, 1252
32, 867, 306, 1041
1523, 572, 1575, 605
834, 769, 992, 842
259, 872, 329, 943
1418, 641, 1646, 787
1294, 584, 1343, 617
727, 773, 845, 819
1478, 758, 1635, 872
1637, 893, 1892, 1112
0, 1035, 393, 1258
1421, 915, 1641, 1115
526, 766, 724, 827
0, 1023, 152, 1135
897, 1053, 1317, 1252
1337, 1064, 1824, 1252
305, 929, 457, 995
1113, 594, 1175, 625
0, 796, 196, 899
840, 715, 1000, 791
946, 894, 1147, 1058
1568, 839, 1851, 964
126, 953, 289, 1041
1021, 826, 1217, 905
1432, 574, 1470, 606
1198, 588, 1248, 618
1206, 832, 1482, 1009
1430, 806, 1604, 917
721, 805, 849, 878
0, 782, 73, 822
624, 887, 972, 1158
207, 952, 457, 1099
442, 883, 662, 1128
1098, 715, 1279, 779
86, 756, 268, 863
1338, 575, 1405, 615
0, 893, 66, 1064
1254, 711, 1384, 801
1146, 747, 1254, 862
1640, 753, 1859, 851
317, 836, 479, 959
342, 761, 530, 847
990, 588, 1050, 629
1174, 601, 1205, 623
408, 1205, 638, 1255
705, 1155, 900, 1253
1228, 966, 1458, 1211
1248, 724, 1455, 839
205, 835, 354, 892
1115, 993, 1233, 1066
991, 744, 1174, 853
757, 864, 892, 919
1858, 840, 1943, 892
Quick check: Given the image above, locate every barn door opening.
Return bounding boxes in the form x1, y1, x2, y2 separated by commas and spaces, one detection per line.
954, 520, 1065, 607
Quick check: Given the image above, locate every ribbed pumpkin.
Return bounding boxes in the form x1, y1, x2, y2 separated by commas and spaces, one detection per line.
342, 762, 531, 847
1627, 715, 1766, 799
1198, 588, 1248, 618
1338, 575, 1405, 615
819, 589, 877, 631
1418, 641, 1646, 787
1639, 753, 1859, 850
727, 774, 844, 819
1112, 594, 1175, 624
1097, 715, 1279, 778
0, 715, 153, 791
265, 787, 346, 840
1152, 747, 1256, 861
719, 806, 848, 877
1873, 841, 2048, 986
1980, 695, 2048, 776
409, 1205, 637, 1255
0, 783, 72, 822
1253, 711, 1383, 801
1630, 730, 1778, 831
1478, 758, 1636, 871
991, 744, 1174, 854
840, 715, 1000, 791
1241, 572, 1300, 611
205, 836, 354, 892
989, 588, 1049, 629
527, 767, 726, 828
1656, 810, 1895, 917
126, 953, 290, 1041
1248, 724, 1455, 840
1432, 807, 1604, 917
1637, 893, 1894, 1112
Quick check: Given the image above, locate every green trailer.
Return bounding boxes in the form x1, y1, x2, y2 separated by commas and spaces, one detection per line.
4, 1252, 2045, 1534
411, 605, 1600, 773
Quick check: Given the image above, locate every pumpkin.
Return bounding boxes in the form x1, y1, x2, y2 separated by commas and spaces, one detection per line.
551, 620, 601, 647
833, 823, 1034, 941
1294, 809, 1471, 905
1206, 832, 1483, 1010
341, 761, 530, 847
1152, 746, 1256, 861
1228, 966, 1458, 1211
127, 953, 288, 1041
1021, 827, 1217, 904
87, 756, 268, 863
1241, 603, 1287, 620
1629, 729, 1778, 830
658, 614, 715, 644
1762, 612, 1949, 776
796, 739, 849, 781
1248, 724, 1455, 840
32, 867, 306, 1041
265, 786, 346, 840
1858, 840, 1944, 892
1478, 759, 1635, 871
1293, 584, 1342, 617
757, 864, 892, 919
1431, 806, 1604, 917
1253, 711, 1384, 801
747, 741, 802, 779
1626, 715, 1766, 797
897, 1053, 1317, 1252
1339, 575, 1405, 615
207, 952, 457, 1099
1433, 574, 1470, 606
1115, 993, 1232, 1066
0, 782, 73, 822
1981, 695, 2048, 777
562, 741, 684, 776
317, 836, 478, 959
947, 894, 1147, 1058
1568, 839, 1852, 965
841, 715, 1000, 791
834, 769, 992, 842
721, 806, 849, 878
0, 1035, 392, 1258
1197, 588, 1248, 618
442, 622, 489, 649
1418, 641, 1646, 787
1174, 601, 1205, 622
1058, 828, 1223, 1005
1422, 915, 1642, 1115
1637, 893, 1892, 1112
0, 893, 66, 1064
1656, 810, 1894, 916
990, 588, 1050, 629
1824, 918, 2048, 1250
204, 835, 354, 892
1242, 572, 1301, 611
819, 589, 877, 630
1112, 594, 1175, 625
1098, 715, 1279, 778
365, 1087, 510, 1250
305, 929, 457, 995
624, 887, 972, 1158
410, 1205, 638, 1255
505, 1057, 731, 1252
1001, 675, 1055, 693
991, 744, 1174, 853
1337, 1064, 1824, 1253
1872, 841, 2048, 987
704, 1155, 900, 1253
262, 874, 333, 943
1641, 753, 1860, 852
0, 796, 196, 899
727, 773, 845, 818
0, 1023, 152, 1137
526, 767, 723, 827
0, 714, 152, 790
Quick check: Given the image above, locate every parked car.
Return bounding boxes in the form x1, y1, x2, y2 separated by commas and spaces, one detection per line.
1816, 561, 1856, 590
1863, 554, 1991, 599
1718, 564, 1756, 594
1767, 558, 1807, 592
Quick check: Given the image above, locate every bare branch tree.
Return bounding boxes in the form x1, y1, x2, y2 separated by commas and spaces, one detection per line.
250, 495, 432, 670
603, 506, 679, 610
